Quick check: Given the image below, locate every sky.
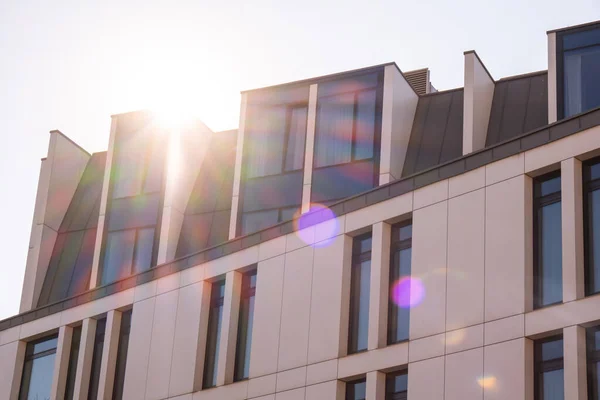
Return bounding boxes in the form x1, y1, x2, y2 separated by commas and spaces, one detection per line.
0, 0, 599, 320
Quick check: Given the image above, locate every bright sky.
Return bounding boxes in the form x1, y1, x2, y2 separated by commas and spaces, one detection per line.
0, 0, 598, 320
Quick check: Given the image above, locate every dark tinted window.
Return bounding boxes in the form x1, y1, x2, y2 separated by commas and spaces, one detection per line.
88, 318, 107, 400
388, 221, 412, 344
203, 280, 226, 389
65, 326, 82, 400
560, 25, 600, 118
587, 326, 600, 399
348, 234, 372, 354
533, 173, 562, 308
386, 370, 408, 400
346, 379, 366, 400
535, 336, 564, 400
234, 269, 257, 381
584, 158, 600, 295
19, 335, 58, 400
112, 310, 132, 400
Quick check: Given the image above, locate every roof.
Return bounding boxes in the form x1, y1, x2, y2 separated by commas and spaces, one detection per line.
3, 106, 600, 332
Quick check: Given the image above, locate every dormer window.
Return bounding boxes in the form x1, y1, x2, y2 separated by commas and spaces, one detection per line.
558, 23, 600, 118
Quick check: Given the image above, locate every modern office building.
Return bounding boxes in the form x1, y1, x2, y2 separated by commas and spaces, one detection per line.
2, 18, 600, 400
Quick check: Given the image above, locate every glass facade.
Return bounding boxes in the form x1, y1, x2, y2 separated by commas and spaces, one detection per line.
203, 280, 226, 389
239, 86, 309, 236
535, 336, 564, 400
312, 71, 383, 204
234, 269, 257, 381
386, 370, 408, 400
559, 24, 600, 118
585, 158, 600, 295
348, 233, 372, 354
388, 221, 412, 344
533, 172, 562, 308
346, 379, 366, 400
19, 335, 58, 400
101, 119, 166, 285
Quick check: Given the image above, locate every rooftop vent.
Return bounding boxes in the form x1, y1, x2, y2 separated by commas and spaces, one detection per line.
404, 68, 436, 95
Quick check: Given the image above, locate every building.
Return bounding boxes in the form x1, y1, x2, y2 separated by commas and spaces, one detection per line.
1, 18, 600, 400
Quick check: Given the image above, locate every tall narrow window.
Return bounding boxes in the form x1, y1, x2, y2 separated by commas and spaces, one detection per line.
346, 378, 366, 400
88, 318, 107, 400
234, 269, 257, 381
588, 326, 600, 399
558, 24, 600, 118
386, 370, 408, 400
203, 280, 226, 389
388, 221, 412, 344
19, 335, 58, 400
533, 172, 562, 308
112, 310, 132, 400
64, 326, 82, 400
535, 336, 564, 400
348, 233, 372, 354
585, 159, 600, 295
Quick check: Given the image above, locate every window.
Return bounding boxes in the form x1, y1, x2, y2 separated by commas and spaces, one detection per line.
88, 318, 107, 400
241, 206, 299, 236
533, 172, 562, 308
558, 24, 600, 118
64, 326, 82, 400
388, 221, 412, 344
346, 378, 366, 400
245, 104, 308, 178
203, 280, 226, 389
348, 233, 372, 354
101, 227, 156, 285
19, 335, 58, 400
386, 370, 408, 400
112, 310, 132, 400
314, 81, 378, 168
588, 326, 600, 399
234, 269, 257, 381
584, 159, 600, 295
535, 336, 564, 400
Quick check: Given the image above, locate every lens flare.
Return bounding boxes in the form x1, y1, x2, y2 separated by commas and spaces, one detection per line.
477, 376, 497, 389
294, 204, 339, 247
391, 277, 425, 308
446, 329, 465, 346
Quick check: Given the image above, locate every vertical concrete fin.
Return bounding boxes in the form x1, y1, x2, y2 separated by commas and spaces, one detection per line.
463, 51, 495, 155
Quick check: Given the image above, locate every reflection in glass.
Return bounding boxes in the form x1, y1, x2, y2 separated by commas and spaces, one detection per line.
234, 269, 257, 381
102, 230, 136, 285
315, 93, 354, 167
346, 379, 366, 400
564, 44, 600, 117
385, 370, 408, 400
348, 234, 372, 354
389, 221, 412, 344
19, 335, 58, 400
535, 336, 563, 400
204, 280, 225, 389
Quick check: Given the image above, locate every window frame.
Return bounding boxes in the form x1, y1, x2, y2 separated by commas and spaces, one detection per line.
234, 268, 257, 382
345, 378, 367, 400
587, 326, 600, 399
203, 279, 226, 389
19, 335, 59, 400
388, 220, 412, 345
88, 318, 107, 400
385, 369, 408, 400
584, 157, 600, 296
556, 22, 600, 119
534, 335, 564, 400
348, 233, 372, 355
533, 171, 562, 309
64, 325, 82, 400
112, 310, 133, 400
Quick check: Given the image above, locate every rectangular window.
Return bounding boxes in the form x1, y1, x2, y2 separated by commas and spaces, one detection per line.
388, 221, 412, 344
559, 24, 600, 118
203, 280, 226, 389
386, 370, 408, 400
346, 378, 366, 400
234, 269, 257, 381
533, 172, 562, 308
534, 336, 564, 400
64, 326, 82, 400
348, 233, 372, 354
112, 310, 133, 400
587, 326, 600, 399
245, 104, 308, 179
584, 159, 600, 295
88, 318, 107, 400
19, 335, 58, 400
314, 73, 380, 168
